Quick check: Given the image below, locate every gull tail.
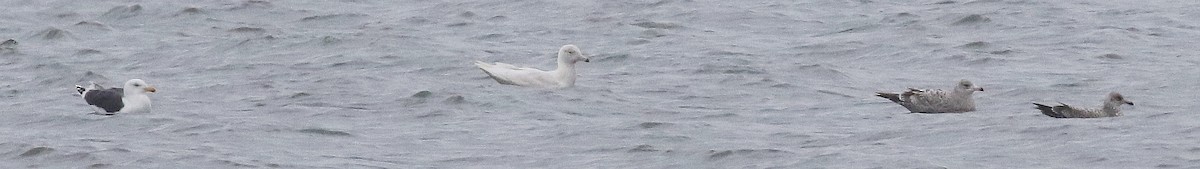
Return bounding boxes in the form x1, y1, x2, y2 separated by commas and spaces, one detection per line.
1033, 103, 1065, 118
876, 92, 903, 103
75, 85, 86, 95
474, 61, 515, 85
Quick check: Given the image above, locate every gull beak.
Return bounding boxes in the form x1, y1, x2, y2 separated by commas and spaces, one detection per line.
583, 56, 590, 62
1125, 101, 1134, 106
145, 86, 157, 93
976, 87, 984, 91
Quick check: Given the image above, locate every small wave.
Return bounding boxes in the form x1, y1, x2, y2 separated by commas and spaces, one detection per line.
768, 132, 813, 139
631, 21, 683, 29
100, 5, 143, 20
707, 149, 793, 159
834, 24, 881, 34
298, 128, 352, 136
228, 27, 266, 33
703, 50, 754, 57
75, 71, 111, 85
796, 64, 850, 80
1018, 124, 1072, 134
310, 36, 341, 46
592, 53, 630, 63
959, 41, 990, 49
1097, 53, 1124, 60
171, 124, 226, 135
471, 33, 508, 41
213, 159, 261, 168
856, 130, 906, 142
405, 90, 462, 107
179, 7, 203, 14
626, 39, 651, 45
880, 12, 920, 24
403, 17, 435, 25
443, 95, 466, 104
415, 110, 448, 118
74, 49, 104, 56
289, 92, 312, 99
329, 59, 386, 68
445, 22, 471, 27
33, 27, 72, 40
640, 29, 667, 38
299, 13, 368, 22
226, 0, 272, 10
87, 163, 112, 168
487, 15, 507, 22
458, 11, 476, 18
628, 144, 669, 153
411, 91, 433, 98
692, 64, 767, 75
73, 21, 111, 31
637, 122, 672, 129
0, 39, 16, 54
952, 14, 991, 25
18, 146, 54, 157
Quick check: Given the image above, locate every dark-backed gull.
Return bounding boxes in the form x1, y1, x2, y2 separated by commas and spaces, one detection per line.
75, 79, 156, 115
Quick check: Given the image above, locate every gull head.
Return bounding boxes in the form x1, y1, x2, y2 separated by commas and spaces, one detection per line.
1107, 92, 1133, 106
125, 79, 157, 94
955, 79, 984, 93
558, 44, 589, 63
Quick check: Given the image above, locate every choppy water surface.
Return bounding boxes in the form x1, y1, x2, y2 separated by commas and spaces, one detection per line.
2, 0, 1199, 168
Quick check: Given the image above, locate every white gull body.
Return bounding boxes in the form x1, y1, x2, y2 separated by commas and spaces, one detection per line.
474, 45, 590, 88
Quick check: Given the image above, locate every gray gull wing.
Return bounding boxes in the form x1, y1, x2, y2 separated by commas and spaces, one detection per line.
1033, 102, 1109, 118
83, 87, 124, 114
1034, 103, 1067, 118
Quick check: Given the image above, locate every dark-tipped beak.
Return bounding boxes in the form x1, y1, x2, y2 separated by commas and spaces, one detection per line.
145, 86, 157, 93
1125, 101, 1134, 105
584, 57, 590, 62
976, 88, 984, 91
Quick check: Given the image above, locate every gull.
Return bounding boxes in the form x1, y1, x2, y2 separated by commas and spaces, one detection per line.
876, 79, 984, 113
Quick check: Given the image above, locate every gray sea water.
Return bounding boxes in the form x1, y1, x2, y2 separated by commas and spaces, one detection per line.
2, 0, 1199, 168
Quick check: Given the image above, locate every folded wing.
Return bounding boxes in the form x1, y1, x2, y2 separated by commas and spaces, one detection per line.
474, 61, 557, 87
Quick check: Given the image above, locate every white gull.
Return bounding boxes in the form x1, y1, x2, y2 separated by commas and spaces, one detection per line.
474, 45, 590, 88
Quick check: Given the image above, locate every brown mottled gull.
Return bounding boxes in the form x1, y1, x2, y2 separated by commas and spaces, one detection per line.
1034, 92, 1134, 118
876, 79, 985, 113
